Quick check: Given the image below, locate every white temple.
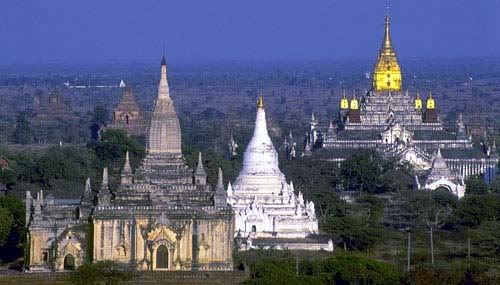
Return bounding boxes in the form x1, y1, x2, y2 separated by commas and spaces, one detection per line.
229, 97, 330, 251
415, 148, 466, 198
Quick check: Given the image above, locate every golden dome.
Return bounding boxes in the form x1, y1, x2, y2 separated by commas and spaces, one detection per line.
415, 92, 422, 110
340, 91, 349, 109
426, 92, 435, 109
372, 16, 402, 92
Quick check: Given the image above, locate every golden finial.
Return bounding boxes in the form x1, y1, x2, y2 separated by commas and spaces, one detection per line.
383, 15, 392, 49
257, 96, 264, 109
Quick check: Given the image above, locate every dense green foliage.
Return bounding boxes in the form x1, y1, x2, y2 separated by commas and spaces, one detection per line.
0, 195, 25, 262
11, 112, 32, 145
68, 261, 134, 285
239, 250, 499, 285
465, 175, 489, 195
88, 129, 144, 169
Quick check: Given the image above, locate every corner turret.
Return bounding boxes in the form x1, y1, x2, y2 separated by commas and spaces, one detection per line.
97, 167, 111, 206
194, 152, 207, 185
214, 168, 227, 208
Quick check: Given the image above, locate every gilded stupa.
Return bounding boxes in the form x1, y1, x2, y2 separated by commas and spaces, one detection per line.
372, 16, 402, 92
301, 15, 499, 198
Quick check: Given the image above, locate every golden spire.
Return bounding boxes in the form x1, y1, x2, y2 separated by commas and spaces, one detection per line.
257, 96, 264, 109
372, 15, 402, 92
383, 16, 392, 49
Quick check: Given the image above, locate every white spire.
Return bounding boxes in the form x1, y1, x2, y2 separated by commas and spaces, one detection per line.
146, 55, 182, 154
216, 167, 224, 190
238, 96, 281, 177
101, 167, 109, 188
85, 177, 91, 193
123, 151, 132, 173
227, 181, 233, 197
158, 57, 171, 101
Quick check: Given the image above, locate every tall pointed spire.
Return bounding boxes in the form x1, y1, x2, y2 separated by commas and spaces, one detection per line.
194, 152, 207, 185
214, 167, 227, 208
98, 167, 111, 205
85, 177, 91, 194
158, 54, 170, 101
382, 15, 392, 49
238, 95, 281, 178
124, 151, 132, 173
121, 151, 133, 185
146, 55, 182, 154
216, 167, 224, 190
372, 15, 402, 92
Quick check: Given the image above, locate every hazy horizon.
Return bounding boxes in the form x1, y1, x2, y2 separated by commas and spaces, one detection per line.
1, 0, 500, 65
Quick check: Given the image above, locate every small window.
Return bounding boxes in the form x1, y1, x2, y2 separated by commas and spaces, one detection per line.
251, 225, 257, 233
42, 251, 48, 262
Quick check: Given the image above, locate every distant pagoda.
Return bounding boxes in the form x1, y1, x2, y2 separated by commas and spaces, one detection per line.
108, 85, 146, 136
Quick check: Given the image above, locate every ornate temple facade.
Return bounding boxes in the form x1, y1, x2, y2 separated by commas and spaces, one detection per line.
26, 57, 234, 272
230, 97, 332, 251
107, 85, 146, 136
300, 16, 498, 197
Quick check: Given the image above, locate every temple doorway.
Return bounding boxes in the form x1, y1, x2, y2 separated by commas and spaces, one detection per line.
64, 254, 75, 271
156, 245, 169, 269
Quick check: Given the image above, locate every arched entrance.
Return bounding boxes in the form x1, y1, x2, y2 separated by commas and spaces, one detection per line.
64, 254, 75, 271
156, 245, 169, 269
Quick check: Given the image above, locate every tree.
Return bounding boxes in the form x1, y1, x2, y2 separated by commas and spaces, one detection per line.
490, 176, 500, 194
92, 105, 109, 125
0, 195, 25, 262
68, 261, 134, 285
339, 150, 384, 193
89, 105, 109, 141
0, 207, 13, 246
11, 112, 32, 144
88, 129, 144, 169
34, 146, 95, 189
465, 175, 489, 195
453, 195, 500, 228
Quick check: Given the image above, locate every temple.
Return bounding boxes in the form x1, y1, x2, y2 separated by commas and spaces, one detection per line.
230, 97, 332, 251
26, 56, 234, 272
299, 16, 498, 198
107, 85, 146, 136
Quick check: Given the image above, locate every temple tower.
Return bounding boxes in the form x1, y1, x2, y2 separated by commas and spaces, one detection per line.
372, 15, 402, 92
147, 56, 182, 154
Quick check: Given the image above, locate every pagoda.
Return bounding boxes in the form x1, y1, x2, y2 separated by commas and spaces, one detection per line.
230, 96, 332, 251
108, 86, 145, 136
300, 15, 498, 197
26, 56, 234, 272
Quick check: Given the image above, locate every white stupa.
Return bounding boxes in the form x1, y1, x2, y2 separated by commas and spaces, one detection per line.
229, 96, 320, 241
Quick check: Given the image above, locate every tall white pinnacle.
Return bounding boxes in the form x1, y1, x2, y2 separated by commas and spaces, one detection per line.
157, 57, 171, 101
238, 96, 281, 178
101, 167, 109, 188
123, 151, 132, 173
146, 56, 182, 154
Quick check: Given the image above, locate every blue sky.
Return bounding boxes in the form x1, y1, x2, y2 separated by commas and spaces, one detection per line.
1, 0, 499, 64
